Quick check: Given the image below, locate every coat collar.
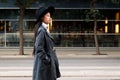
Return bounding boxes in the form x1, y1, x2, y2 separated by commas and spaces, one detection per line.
40, 26, 54, 42
42, 22, 49, 30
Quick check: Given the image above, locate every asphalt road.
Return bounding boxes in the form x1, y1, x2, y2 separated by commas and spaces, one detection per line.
0, 57, 120, 67
1, 77, 120, 80
0, 57, 120, 80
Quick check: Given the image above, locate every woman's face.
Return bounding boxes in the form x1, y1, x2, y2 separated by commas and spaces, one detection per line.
42, 12, 51, 24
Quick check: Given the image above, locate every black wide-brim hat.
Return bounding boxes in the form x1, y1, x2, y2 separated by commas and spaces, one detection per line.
35, 6, 55, 24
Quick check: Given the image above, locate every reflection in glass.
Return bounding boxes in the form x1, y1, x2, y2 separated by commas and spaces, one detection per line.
115, 24, 119, 33
0, 33, 4, 47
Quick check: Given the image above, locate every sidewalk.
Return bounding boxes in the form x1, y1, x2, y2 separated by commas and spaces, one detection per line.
0, 48, 120, 79
0, 47, 120, 58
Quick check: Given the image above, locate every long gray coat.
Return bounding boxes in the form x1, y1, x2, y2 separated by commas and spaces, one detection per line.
32, 26, 61, 80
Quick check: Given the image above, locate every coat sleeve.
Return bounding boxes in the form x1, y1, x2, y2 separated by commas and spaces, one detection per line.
35, 29, 51, 64
35, 29, 46, 57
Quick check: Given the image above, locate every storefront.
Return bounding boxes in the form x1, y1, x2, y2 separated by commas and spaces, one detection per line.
0, 0, 120, 48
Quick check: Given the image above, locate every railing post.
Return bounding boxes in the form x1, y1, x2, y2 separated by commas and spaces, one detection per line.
4, 21, 6, 47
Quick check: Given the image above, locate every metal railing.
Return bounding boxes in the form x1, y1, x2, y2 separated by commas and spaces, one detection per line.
0, 32, 119, 47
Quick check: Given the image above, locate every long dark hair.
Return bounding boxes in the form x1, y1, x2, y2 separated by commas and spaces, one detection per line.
32, 20, 42, 55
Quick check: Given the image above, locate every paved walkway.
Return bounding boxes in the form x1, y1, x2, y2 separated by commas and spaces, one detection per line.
0, 47, 120, 58
0, 47, 120, 79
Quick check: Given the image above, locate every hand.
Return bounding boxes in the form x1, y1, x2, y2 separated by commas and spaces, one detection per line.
42, 54, 51, 65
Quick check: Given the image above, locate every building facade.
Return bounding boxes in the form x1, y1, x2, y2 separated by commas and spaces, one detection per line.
0, 0, 120, 48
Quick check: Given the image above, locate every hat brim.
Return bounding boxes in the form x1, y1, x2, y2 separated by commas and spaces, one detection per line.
35, 6, 55, 24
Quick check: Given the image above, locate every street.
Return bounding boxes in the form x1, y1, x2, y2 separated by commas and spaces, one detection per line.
1, 77, 120, 80
0, 57, 120, 80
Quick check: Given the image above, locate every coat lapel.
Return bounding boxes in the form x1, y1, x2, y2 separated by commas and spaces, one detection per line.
41, 26, 55, 42
46, 31, 55, 42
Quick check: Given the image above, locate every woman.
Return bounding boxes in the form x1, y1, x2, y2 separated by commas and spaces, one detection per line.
32, 6, 61, 80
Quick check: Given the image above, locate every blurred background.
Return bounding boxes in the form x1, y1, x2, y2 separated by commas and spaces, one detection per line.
0, 0, 120, 50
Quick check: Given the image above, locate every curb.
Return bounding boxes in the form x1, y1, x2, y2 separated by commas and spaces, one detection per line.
0, 55, 33, 58
0, 54, 120, 59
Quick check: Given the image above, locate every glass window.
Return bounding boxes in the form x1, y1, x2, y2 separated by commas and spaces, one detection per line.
23, 21, 35, 31
6, 21, 34, 47
6, 33, 19, 47
53, 9, 120, 20
0, 9, 35, 19
54, 9, 81, 19
0, 33, 4, 47
0, 8, 120, 47
0, 9, 19, 19
51, 21, 120, 47
24, 9, 35, 19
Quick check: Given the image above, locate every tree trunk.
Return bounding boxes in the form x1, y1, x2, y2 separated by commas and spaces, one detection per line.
19, 8, 25, 55
94, 14, 100, 55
